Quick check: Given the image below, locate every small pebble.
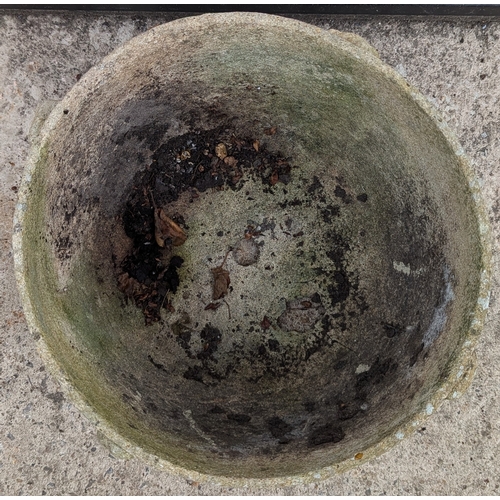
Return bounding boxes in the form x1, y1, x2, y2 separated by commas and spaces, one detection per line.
233, 238, 260, 266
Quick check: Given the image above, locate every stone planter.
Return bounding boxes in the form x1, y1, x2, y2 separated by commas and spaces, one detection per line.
13, 12, 491, 484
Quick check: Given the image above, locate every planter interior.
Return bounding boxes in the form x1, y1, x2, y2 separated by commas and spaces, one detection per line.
17, 13, 487, 479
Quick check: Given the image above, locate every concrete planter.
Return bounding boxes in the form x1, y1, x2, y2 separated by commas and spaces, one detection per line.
13, 12, 491, 485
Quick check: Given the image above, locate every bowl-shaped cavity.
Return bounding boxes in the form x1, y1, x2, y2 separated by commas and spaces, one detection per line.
14, 12, 490, 481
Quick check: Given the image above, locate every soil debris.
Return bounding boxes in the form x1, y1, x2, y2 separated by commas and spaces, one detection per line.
118, 255, 183, 325
117, 126, 295, 325
153, 207, 187, 248
215, 143, 228, 160
150, 190, 187, 248
204, 302, 222, 311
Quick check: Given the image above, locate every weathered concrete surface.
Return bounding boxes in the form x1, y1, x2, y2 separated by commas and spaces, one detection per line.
1, 10, 499, 495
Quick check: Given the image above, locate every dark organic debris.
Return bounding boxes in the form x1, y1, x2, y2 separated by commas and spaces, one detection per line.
117, 126, 296, 324
118, 255, 184, 325
153, 207, 187, 248
150, 190, 187, 248
204, 302, 223, 311
211, 250, 231, 300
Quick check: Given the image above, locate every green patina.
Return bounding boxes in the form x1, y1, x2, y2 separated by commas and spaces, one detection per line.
15, 13, 490, 482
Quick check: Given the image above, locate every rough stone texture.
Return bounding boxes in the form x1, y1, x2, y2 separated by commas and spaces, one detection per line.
0, 9, 499, 495
233, 239, 260, 267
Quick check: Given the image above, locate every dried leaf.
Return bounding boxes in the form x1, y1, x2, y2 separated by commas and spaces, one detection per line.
117, 273, 139, 298
270, 171, 279, 186
204, 302, 222, 311
211, 251, 231, 300
253, 140, 260, 152
264, 126, 277, 136
223, 155, 238, 167
215, 143, 228, 160
212, 267, 230, 300
154, 208, 187, 247
354, 452, 363, 460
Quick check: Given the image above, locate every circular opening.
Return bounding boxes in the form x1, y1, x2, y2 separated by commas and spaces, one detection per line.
19, 14, 486, 479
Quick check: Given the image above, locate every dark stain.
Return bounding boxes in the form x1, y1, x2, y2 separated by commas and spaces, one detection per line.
209, 405, 225, 414
197, 324, 222, 360
321, 205, 340, 223
409, 342, 425, 366
173, 322, 192, 354
308, 423, 345, 447
334, 185, 347, 199
308, 175, 323, 193
356, 357, 399, 391
383, 322, 403, 338
267, 416, 293, 441
46, 392, 65, 405
328, 271, 350, 306
267, 338, 280, 352
148, 354, 168, 372
337, 400, 360, 421
227, 413, 252, 424
183, 365, 205, 383
303, 401, 316, 413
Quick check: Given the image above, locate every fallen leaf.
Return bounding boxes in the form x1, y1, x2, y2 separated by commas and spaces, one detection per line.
354, 452, 363, 460
211, 251, 231, 300
215, 143, 228, 160
270, 171, 279, 186
223, 155, 238, 168
253, 140, 260, 152
204, 302, 222, 311
212, 267, 230, 300
264, 126, 277, 136
117, 273, 140, 298
149, 190, 187, 248
154, 208, 187, 247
